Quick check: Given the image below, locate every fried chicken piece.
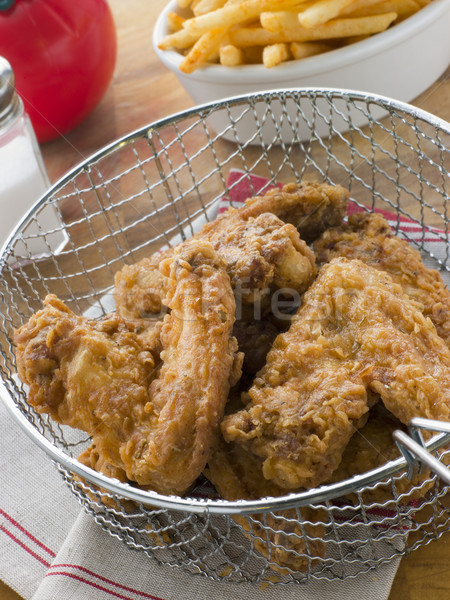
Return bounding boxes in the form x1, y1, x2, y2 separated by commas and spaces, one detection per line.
204, 437, 326, 573
114, 180, 349, 319
313, 212, 450, 346
221, 258, 450, 490
115, 211, 316, 320
114, 253, 170, 318
15, 241, 242, 495
206, 211, 317, 303
78, 440, 129, 483
237, 180, 349, 244
15, 299, 161, 432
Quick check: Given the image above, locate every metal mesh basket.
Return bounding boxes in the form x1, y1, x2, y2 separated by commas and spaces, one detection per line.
1, 88, 450, 585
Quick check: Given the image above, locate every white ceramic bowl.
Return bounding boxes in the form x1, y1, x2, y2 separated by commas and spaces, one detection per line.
153, 0, 450, 108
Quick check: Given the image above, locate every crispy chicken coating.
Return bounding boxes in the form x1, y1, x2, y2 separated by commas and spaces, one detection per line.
115, 211, 316, 319
313, 212, 450, 346
221, 258, 450, 490
114, 254, 170, 318
237, 180, 349, 244
78, 440, 129, 483
15, 241, 242, 495
114, 180, 349, 319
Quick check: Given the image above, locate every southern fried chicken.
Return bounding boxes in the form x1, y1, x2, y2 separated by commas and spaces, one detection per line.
204, 437, 326, 573
78, 441, 128, 482
235, 180, 349, 244
115, 211, 316, 320
221, 258, 450, 490
313, 212, 450, 346
114, 254, 170, 318
15, 241, 242, 495
114, 180, 349, 320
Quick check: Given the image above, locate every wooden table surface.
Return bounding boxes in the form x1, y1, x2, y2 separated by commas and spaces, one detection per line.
1, 1, 449, 598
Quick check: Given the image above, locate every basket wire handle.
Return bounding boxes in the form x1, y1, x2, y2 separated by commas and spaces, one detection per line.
393, 417, 450, 485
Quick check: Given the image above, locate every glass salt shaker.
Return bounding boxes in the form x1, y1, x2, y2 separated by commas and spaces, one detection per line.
0, 55, 50, 248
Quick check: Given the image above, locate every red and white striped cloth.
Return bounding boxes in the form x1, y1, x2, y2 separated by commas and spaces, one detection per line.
5, 168, 443, 600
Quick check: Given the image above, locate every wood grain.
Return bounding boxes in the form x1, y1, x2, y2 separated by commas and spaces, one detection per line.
1, 1, 449, 598
0, 582, 21, 600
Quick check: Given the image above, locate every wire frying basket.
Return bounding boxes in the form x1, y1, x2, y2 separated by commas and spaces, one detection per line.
1, 89, 450, 585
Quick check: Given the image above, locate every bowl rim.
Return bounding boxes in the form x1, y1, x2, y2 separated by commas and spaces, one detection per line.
3, 87, 450, 515
153, 0, 450, 82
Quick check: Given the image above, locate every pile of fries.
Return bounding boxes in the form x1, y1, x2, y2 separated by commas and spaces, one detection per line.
158, 0, 432, 72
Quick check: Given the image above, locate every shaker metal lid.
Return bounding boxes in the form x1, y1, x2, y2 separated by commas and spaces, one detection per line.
0, 56, 21, 124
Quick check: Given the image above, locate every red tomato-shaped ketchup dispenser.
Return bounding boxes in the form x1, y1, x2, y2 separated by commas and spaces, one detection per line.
0, 0, 117, 142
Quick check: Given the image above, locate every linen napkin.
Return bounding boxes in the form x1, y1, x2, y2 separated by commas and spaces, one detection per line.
4, 167, 445, 600
0, 394, 80, 599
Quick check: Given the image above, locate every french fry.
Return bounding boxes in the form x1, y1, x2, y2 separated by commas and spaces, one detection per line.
282, 13, 398, 41
261, 10, 306, 33
341, 0, 391, 12
193, 0, 227, 16
290, 41, 332, 59
167, 11, 186, 32
298, 0, 358, 28
179, 26, 229, 73
176, 0, 194, 7
158, 27, 199, 51
182, 0, 306, 37
229, 27, 283, 47
344, 0, 421, 18
220, 44, 245, 66
262, 42, 290, 67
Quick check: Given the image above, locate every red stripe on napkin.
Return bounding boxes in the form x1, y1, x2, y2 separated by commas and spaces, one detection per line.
0, 524, 51, 568
0, 508, 55, 558
47, 564, 166, 600
46, 572, 138, 600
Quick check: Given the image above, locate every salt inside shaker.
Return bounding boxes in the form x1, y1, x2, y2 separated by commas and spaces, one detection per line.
0, 56, 65, 257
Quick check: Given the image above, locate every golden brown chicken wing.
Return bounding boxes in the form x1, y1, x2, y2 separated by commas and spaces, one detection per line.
221, 258, 450, 490
115, 212, 316, 320
236, 180, 349, 244
15, 241, 242, 495
313, 212, 450, 346
114, 180, 349, 320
